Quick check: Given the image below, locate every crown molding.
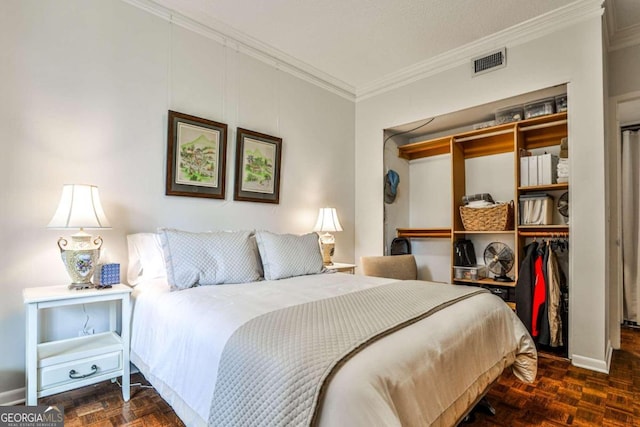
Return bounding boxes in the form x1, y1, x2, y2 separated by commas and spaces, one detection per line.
121, 0, 356, 101
123, 0, 605, 104
604, 0, 640, 51
356, 0, 604, 101
609, 25, 640, 51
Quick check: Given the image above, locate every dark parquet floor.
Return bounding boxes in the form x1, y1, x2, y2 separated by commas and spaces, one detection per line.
39, 327, 640, 426
472, 326, 640, 427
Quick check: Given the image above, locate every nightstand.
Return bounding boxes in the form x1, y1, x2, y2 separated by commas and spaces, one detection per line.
326, 262, 356, 274
23, 284, 132, 405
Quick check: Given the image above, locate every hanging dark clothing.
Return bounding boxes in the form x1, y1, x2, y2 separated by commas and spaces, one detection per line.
554, 242, 569, 289
515, 241, 538, 334
517, 238, 568, 350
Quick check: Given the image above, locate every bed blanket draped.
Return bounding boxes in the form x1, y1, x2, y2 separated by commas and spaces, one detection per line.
208, 280, 486, 427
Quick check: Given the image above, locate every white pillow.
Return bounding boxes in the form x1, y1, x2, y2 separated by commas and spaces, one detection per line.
255, 231, 324, 280
126, 233, 166, 285
158, 229, 263, 290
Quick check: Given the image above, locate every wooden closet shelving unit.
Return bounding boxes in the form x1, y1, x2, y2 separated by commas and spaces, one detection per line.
396, 112, 569, 289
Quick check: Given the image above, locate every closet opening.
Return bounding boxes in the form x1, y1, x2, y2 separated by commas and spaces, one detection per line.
620, 117, 640, 330
383, 84, 570, 358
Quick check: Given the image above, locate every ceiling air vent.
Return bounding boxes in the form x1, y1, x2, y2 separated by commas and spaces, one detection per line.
472, 48, 506, 76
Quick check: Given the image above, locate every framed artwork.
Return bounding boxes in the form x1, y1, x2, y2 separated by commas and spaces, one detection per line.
234, 128, 282, 204
166, 110, 227, 199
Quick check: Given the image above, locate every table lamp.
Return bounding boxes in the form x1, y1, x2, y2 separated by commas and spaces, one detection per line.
313, 207, 343, 265
47, 184, 111, 289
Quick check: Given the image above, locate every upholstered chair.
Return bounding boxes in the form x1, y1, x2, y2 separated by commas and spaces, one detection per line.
360, 255, 418, 280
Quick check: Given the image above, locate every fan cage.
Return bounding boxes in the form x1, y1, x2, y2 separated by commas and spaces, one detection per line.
483, 242, 514, 277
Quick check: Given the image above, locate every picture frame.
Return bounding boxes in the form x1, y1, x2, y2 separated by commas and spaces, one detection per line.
166, 110, 227, 199
234, 128, 282, 204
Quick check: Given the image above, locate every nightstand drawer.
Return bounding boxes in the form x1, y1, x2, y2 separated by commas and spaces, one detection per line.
39, 350, 122, 391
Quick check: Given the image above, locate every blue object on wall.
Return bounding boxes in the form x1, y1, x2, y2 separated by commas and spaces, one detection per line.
384, 170, 400, 204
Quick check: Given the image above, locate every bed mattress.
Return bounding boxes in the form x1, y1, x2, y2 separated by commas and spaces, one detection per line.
130, 273, 536, 426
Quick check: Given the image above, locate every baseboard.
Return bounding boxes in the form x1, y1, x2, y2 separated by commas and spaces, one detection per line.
0, 387, 25, 406
571, 342, 613, 374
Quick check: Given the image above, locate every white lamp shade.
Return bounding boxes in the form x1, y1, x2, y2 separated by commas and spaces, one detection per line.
313, 207, 343, 233
48, 184, 111, 229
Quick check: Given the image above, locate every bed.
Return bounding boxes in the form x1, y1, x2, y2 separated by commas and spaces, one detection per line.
127, 230, 537, 427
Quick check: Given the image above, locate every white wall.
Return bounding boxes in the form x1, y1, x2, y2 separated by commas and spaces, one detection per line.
382, 138, 409, 255
407, 155, 451, 282
606, 42, 640, 350
0, 0, 355, 395
356, 16, 609, 370
609, 43, 640, 97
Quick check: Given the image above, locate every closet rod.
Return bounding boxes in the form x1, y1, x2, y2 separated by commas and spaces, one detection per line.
621, 123, 640, 132
519, 231, 569, 237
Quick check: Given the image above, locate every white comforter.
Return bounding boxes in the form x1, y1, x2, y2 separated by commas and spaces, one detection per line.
130, 273, 536, 427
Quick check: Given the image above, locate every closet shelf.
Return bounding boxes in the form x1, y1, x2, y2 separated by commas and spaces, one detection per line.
453, 278, 516, 288
518, 119, 567, 132
396, 228, 451, 238
453, 230, 515, 235
520, 112, 568, 150
455, 128, 514, 143
518, 183, 568, 192
397, 137, 451, 160
397, 112, 568, 160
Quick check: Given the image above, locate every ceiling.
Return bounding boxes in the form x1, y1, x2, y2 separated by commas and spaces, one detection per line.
138, 0, 640, 99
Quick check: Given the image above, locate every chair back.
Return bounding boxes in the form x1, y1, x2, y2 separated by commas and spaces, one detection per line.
360, 255, 418, 280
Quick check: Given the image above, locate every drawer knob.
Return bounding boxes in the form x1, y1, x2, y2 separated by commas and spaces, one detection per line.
69, 364, 98, 379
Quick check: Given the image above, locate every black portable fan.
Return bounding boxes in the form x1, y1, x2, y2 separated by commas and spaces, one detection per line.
483, 242, 514, 282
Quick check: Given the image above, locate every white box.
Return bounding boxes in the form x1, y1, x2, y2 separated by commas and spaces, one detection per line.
537, 157, 543, 185
520, 157, 529, 187
528, 155, 538, 186
539, 153, 559, 185
520, 196, 554, 225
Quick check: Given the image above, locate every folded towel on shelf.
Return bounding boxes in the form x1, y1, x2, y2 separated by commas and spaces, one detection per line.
466, 200, 494, 208
461, 193, 494, 205
557, 158, 569, 180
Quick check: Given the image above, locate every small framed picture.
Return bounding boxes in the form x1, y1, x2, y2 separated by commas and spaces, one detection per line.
234, 128, 282, 204
166, 110, 227, 199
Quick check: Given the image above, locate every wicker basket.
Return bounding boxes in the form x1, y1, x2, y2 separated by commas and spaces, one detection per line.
459, 201, 514, 231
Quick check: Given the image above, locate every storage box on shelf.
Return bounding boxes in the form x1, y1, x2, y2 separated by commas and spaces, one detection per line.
520, 153, 559, 186
495, 105, 524, 124
555, 94, 568, 113
453, 265, 487, 281
524, 97, 555, 119
519, 194, 554, 225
